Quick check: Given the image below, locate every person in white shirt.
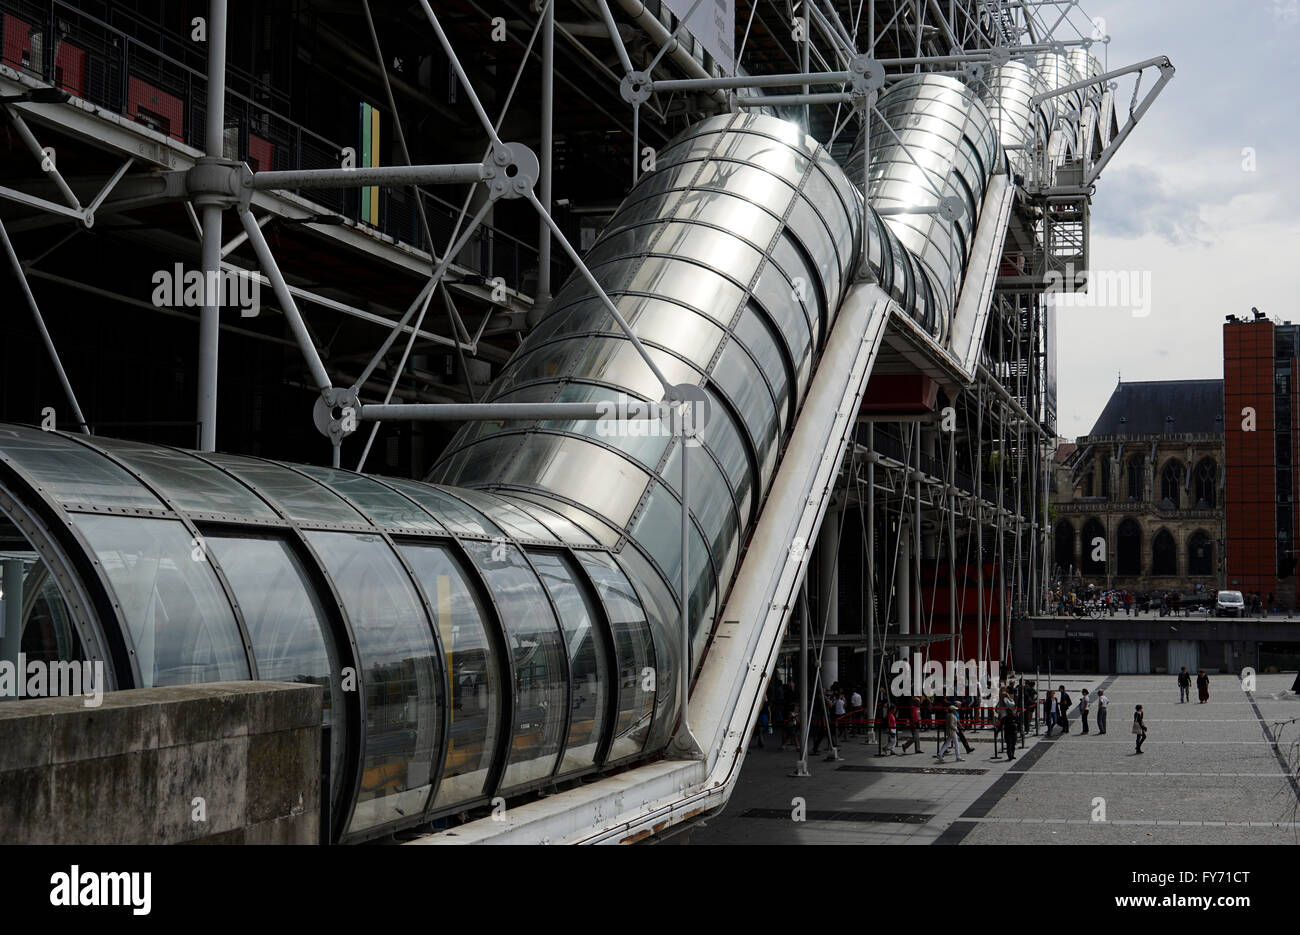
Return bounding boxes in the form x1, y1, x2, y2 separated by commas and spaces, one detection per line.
1095, 689, 1109, 734
1079, 688, 1091, 734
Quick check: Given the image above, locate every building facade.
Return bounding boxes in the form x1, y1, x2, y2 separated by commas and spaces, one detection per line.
1051, 379, 1225, 593
1224, 314, 1300, 606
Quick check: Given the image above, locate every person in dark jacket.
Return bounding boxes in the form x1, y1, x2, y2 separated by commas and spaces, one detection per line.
1177, 667, 1191, 703
1133, 704, 1147, 753
1000, 688, 1018, 759
1197, 670, 1210, 704
1057, 685, 1072, 733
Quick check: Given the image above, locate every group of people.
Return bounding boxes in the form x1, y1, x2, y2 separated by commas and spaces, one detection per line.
1051, 584, 1281, 618
759, 672, 1159, 758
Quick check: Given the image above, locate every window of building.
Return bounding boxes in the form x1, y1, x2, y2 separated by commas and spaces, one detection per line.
1194, 458, 1217, 508
1160, 460, 1182, 509
1152, 528, 1177, 576
1054, 520, 1075, 574
1127, 455, 1144, 501
1188, 530, 1213, 576
1081, 518, 1106, 575
1117, 518, 1142, 576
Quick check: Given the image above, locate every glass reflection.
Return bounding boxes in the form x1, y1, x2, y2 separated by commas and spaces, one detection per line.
207, 534, 343, 808
528, 550, 608, 773
307, 531, 442, 835
462, 541, 567, 791
73, 515, 248, 687
400, 542, 501, 810
577, 552, 655, 759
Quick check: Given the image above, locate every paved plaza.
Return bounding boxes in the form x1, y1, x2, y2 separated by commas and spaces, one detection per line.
685, 674, 1300, 845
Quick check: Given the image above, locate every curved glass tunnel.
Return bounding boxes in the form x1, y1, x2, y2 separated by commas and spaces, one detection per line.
0, 90, 1028, 843
0, 424, 659, 842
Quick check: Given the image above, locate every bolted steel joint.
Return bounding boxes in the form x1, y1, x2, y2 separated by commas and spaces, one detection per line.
961, 62, 986, 85
619, 71, 653, 105
483, 142, 540, 201
187, 157, 250, 209
312, 387, 362, 442
989, 47, 1011, 66
850, 55, 885, 93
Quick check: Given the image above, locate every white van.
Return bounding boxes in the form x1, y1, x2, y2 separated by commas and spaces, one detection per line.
1215, 590, 1245, 618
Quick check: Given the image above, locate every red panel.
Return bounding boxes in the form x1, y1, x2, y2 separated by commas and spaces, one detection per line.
127, 76, 184, 141
53, 40, 85, 97
860, 373, 940, 416
248, 134, 274, 173
2, 14, 32, 70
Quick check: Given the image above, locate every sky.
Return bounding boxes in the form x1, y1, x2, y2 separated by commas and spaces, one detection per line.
1048, 0, 1300, 438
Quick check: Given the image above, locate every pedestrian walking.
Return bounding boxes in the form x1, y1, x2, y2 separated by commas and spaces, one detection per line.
1000, 688, 1018, 759
1044, 690, 1058, 737
1177, 666, 1191, 703
1079, 688, 1091, 734
1096, 688, 1109, 733
935, 704, 964, 763
1133, 704, 1147, 754
884, 704, 899, 755
1197, 669, 1210, 704
900, 697, 923, 754
1057, 684, 1072, 734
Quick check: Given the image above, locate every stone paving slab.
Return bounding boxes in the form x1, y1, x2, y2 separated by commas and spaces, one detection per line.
684, 674, 1300, 846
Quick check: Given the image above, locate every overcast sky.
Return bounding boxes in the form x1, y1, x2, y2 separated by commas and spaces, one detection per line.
1050, 0, 1300, 438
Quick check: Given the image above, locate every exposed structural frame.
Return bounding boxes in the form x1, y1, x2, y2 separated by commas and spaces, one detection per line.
0, 0, 1173, 846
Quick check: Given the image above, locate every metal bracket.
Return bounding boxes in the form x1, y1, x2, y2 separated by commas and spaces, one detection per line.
313, 387, 362, 443
483, 142, 539, 201
189, 157, 253, 209
619, 70, 654, 105
850, 55, 885, 94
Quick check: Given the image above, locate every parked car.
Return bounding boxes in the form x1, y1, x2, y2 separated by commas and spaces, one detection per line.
1215, 590, 1245, 618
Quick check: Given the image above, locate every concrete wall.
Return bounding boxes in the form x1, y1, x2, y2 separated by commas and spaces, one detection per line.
0, 681, 321, 844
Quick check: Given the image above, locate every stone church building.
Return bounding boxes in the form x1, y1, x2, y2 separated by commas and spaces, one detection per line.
1051, 379, 1225, 592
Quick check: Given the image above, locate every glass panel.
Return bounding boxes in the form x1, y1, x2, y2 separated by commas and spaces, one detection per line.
713, 339, 779, 485
697, 384, 754, 522
202, 452, 365, 526
537, 383, 672, 471
306, 531, 442, 835
296, 466, 446, 533
502, 435, 652, 529
528, 550, 608, 774
73, 515, 248, 687
400, 541, 501, 809
379, 479, 504, 538
206, 534, 343, 805
0, 425, 163, 510
89, 437, 277, 519
735, 304, 791, 435
661, 438, 740, 587
497, 495, 597, 544
462, 541, 567, 790
613, 545, 679, 753
452, 488, 557, 541
628, 482, 718, 661
506, 492, 623, 548
577, 552, 655, 759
